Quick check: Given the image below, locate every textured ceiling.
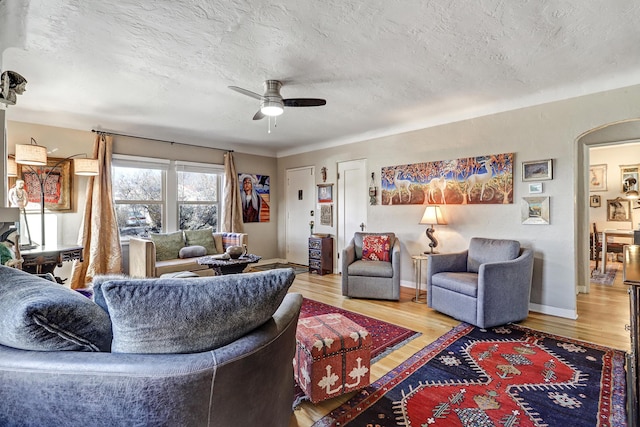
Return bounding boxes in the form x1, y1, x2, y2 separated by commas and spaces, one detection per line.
2, 0, 640, 156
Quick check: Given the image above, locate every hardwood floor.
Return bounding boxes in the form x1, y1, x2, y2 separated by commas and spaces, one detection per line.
288, 266, 631, 426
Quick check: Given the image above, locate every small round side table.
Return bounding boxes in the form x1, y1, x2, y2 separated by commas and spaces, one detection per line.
411, 254, 430, 303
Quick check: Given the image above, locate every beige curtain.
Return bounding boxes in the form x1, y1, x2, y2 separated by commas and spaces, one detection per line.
70, 134, 123, 289
222, 151, 243, 232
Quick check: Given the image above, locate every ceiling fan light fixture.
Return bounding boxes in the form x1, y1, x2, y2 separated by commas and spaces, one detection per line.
260, 98, 284, 116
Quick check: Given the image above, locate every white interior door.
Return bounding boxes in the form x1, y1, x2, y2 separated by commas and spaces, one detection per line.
286, 166, 315, 265
338, 159, 367, 272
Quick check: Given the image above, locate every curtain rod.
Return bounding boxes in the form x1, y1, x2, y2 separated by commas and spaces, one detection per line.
91, 129, 233, 152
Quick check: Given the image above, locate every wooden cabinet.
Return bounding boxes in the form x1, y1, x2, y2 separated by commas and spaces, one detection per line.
309, 236, 333, 275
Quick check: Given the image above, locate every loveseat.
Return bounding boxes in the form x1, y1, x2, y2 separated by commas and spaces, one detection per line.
129, 229, 247, 277
0, 266, 301, 427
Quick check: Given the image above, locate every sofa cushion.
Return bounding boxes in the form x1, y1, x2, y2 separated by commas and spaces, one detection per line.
150, 231, 185, 261
97, 268, 296, 354
467, 238, 520, 273
347, 259, 394, 278
184, 228, 218, 255
0, 266, 112, 352
362, 234, 391, 262
179, 245, 207, 259
431, 272, 479, 297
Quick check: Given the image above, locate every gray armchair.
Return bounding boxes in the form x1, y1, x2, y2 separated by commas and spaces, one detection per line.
342, 232, 400, 300
426, 237, 534, 328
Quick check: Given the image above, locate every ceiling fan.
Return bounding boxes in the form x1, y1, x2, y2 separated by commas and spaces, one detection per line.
228, 80, 326, 120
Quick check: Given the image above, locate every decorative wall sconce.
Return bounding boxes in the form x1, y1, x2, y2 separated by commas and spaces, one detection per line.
369, 172, 377, 205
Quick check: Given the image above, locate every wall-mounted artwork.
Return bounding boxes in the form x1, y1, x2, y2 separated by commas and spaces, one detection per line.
320, 204, 333, 226
620, 164, 639, 193
318, 184, 333, 203
522, 159, 552, 181
238, 173, 270, 223
11, 157, 74, 212
606, 198, 631, 222
589, 164, 607, 192
589, 194, 601, 208
381, 153, 513, 205
521, 197, 550, 225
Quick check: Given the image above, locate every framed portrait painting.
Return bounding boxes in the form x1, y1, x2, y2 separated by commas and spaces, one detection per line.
317, 184, 333, 203
238, 173, 270, 223
606, 198, 631, 222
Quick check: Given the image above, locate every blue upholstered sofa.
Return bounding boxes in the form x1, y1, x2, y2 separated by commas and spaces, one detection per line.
0, 266, 302, 427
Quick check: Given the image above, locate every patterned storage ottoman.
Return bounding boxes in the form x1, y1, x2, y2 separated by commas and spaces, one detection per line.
294, 313, 371, 403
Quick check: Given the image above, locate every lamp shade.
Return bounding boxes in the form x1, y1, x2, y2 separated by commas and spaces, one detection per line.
73, 158, 99, 176
419, 206, 447, 225
7, 157, 17, 177
626, 190, 640, 200
0, 207, 20, 222
15, 143, 47, 166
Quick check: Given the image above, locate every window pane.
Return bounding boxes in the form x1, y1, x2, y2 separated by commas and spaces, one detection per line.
179, 204, 217, 231
115, 204, 162, 238
113, 167, 163, 201
177, 171, 217, 202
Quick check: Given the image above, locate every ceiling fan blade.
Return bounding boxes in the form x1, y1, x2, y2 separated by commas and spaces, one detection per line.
283, 98, 326, 107
253, 109, 265, 120
229, 86, 263, 100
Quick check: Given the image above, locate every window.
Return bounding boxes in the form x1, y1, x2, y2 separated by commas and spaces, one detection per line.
177, 164, 219, 231
112, 156, 222, 240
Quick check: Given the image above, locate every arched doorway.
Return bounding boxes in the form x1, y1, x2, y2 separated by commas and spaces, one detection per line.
576, 118, 640, 294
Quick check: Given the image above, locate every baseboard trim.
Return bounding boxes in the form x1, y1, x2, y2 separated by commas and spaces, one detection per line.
529, 303, 577, 320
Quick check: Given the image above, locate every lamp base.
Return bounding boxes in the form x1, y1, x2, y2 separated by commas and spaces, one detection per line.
425, 227, 438, 253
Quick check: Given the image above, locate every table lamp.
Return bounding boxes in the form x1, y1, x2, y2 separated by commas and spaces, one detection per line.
419, 205, 447, 254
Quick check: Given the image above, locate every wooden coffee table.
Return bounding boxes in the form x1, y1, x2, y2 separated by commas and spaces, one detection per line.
197, 253, 261, 275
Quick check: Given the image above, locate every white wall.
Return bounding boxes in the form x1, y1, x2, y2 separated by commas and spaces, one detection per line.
277, 84, 640, 319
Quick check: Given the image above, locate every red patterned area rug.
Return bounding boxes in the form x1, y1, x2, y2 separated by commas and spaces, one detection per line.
294, 298, 421, 407
314, 323, 627, 427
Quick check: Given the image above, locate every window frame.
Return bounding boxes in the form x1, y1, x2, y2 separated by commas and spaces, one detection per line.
112, 155, 223, 240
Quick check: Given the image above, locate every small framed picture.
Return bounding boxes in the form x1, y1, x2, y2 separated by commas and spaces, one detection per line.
528, 182, 543, 194
320, 204, 333, 226
589, 194, 601, 208
621, 164, 639, 193
317, 184, 333, 203
606, 198, 632, 222
522, 159, 552, 181
589, 164, 607, 192
521, 196, 550, 225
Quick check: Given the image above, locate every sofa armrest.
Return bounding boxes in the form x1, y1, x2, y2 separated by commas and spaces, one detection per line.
391, 237, 401, 278
477, 248, 534, 323
426, 251, 468, 306
129, 238, 156, 278
341, 239, 356, 294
